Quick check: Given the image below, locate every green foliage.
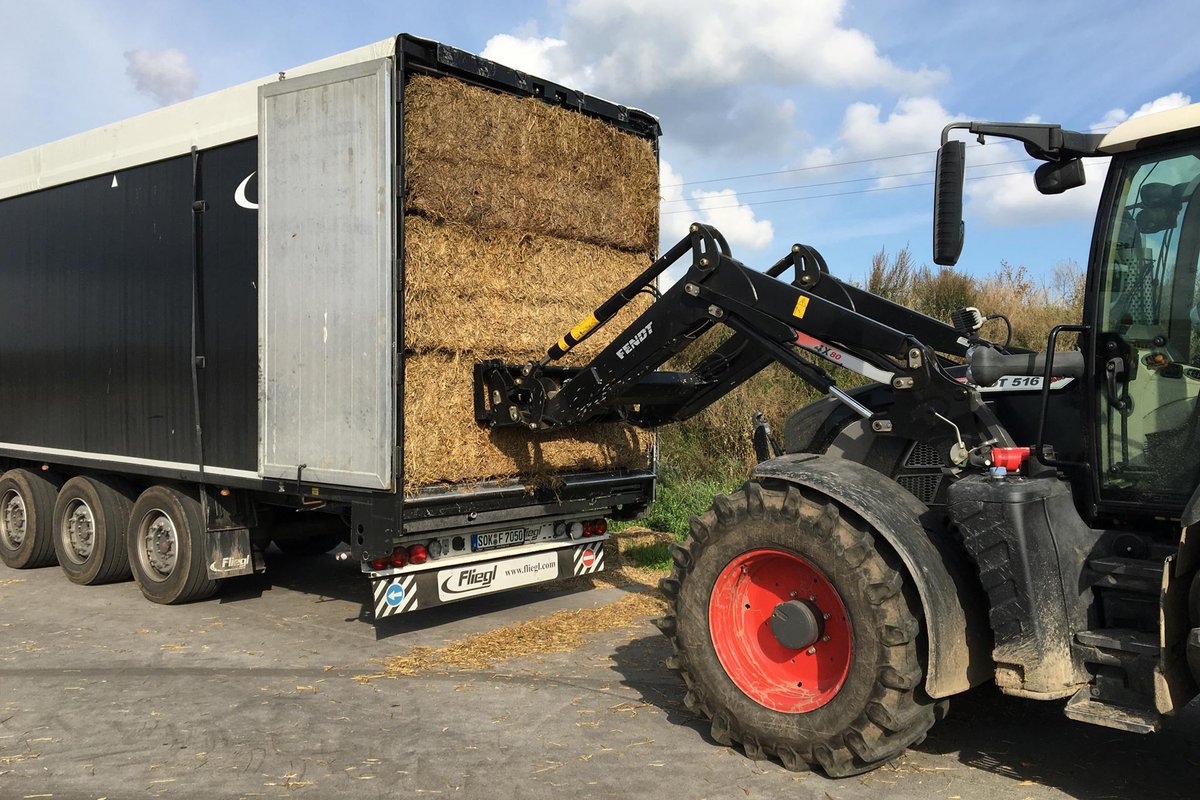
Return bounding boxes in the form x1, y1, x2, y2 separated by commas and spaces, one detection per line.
612, 473, 737, 538
621, 540, 673, 571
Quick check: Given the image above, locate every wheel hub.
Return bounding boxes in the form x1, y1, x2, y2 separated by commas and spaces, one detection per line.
709, 548, 853, 713
1, 491, 27, 549
63, 500, 96, 561
140, 512, 178, 580
769, 599, 824, 650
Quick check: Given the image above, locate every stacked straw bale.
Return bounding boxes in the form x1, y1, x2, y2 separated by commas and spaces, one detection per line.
402, 75, 659, 492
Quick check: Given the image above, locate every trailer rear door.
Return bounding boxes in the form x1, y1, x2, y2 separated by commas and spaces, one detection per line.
258, 59, 395, 490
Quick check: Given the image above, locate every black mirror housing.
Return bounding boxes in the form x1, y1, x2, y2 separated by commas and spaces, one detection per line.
933, 140, 965, 266
1034, 158, 1086, 195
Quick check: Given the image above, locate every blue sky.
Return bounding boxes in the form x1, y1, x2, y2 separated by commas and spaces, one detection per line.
3, 0, 1198, 290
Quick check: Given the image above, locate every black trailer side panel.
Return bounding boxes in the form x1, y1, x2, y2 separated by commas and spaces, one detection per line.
0, 140, 259, 473
197, 140, 258, 472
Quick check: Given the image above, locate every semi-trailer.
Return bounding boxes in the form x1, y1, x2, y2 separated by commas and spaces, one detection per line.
0, 34, 660, 616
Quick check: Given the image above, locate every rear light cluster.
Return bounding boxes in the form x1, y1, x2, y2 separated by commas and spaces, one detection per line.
562, 518, 607, 539
371, 543, 431, 572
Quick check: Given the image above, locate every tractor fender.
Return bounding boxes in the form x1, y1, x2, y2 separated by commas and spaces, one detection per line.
752, 452, 993, 699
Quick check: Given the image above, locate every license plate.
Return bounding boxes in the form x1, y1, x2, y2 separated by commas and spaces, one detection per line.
472, 527, 527, 552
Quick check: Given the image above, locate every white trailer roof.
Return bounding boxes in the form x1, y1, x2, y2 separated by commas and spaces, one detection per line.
0, 38, 396, 201
1100, 102, 1200, 153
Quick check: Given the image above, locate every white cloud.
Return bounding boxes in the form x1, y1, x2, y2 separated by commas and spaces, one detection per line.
660, 161, 774, 251
966, 163, 1109, 227
560, 0, 941, 96
658, 160, 774, 282
124, 48, 197, 106
482, 1, 942, 159
692, 189, 775, 250
801, 92, 1194, 230
480, 34, 567, 79
971, 92, 1192, 228
1094, 92, 1192, 130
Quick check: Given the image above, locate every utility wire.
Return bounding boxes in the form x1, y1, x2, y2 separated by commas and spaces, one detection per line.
659, 157, 1036, 204
664, 124, 1118, 189
661, 160, 1107, 216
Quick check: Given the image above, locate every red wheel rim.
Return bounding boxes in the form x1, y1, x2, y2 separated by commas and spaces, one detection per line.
709, 548, 852, 713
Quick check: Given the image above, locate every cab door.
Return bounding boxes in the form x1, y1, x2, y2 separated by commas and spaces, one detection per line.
1092, 144, 1200, 510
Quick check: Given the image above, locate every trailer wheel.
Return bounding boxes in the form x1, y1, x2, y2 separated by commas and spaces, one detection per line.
658, 481, 938, 777
0, 469, 61, 569
52, 476, 135, 585
126, 486, 219, 605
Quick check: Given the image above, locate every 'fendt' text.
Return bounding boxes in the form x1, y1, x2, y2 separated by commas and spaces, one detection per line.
615, 322, 653, 360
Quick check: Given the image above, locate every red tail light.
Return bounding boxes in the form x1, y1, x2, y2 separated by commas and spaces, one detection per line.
371, 556, 390, 571
581, 519, 608, 537
389, 546, 409, 568
408, 544, 429, 565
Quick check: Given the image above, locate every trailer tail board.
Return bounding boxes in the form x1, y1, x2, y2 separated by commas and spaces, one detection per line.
258, 58, 396, 490
371, 540, 607, 618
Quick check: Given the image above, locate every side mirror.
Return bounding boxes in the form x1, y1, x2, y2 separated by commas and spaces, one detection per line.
1034, 158, 1086, 195
933, 140, 965, 266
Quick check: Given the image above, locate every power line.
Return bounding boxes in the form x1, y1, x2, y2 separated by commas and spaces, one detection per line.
664, 124, 1118, 189
660, 163, 1106, 216
660, 157, 1036, 204
662, 153, 1108, 214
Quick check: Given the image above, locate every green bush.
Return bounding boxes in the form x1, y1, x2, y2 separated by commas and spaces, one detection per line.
613, 474, 736, 539
621, 540, 673, 571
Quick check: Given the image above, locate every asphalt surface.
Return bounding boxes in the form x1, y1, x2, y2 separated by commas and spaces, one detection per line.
2, 551, 1198, 800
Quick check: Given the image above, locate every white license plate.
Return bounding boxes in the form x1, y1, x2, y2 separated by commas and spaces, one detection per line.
472, 527, 527, 552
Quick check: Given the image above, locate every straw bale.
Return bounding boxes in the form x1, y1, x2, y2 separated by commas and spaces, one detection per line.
404, 74, 658, 252
402, 352, 653, 492
403, 216, 654, 358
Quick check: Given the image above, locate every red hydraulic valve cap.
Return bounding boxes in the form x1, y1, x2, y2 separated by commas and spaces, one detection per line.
992, 446, 1032, 472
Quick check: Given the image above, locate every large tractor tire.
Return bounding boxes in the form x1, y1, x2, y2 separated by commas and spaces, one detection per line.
657, 480, 940, 777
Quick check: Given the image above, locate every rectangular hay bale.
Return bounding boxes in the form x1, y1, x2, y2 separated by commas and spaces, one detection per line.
402, 216, 653, 358
403, 74, 658, 253
402, 351, 654, 492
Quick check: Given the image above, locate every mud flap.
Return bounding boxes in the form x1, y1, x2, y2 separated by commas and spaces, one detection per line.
205, 528, 259, 579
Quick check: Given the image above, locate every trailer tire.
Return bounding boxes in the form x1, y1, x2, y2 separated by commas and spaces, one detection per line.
0, 469, 61, 570
52, 476, 135, 585
657, 481, 938, 777
126, 485, 219, 605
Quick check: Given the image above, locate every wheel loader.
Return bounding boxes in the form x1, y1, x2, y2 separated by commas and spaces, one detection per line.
476, 104, 1200, 775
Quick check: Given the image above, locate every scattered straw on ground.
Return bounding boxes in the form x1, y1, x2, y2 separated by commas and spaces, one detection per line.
356, 589, 665, 681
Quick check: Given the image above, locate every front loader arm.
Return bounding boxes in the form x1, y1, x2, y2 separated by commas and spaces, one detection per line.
475, 224, 1012, 461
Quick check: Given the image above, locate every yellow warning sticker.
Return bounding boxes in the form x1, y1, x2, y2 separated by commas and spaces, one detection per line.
793, 295, 810, 319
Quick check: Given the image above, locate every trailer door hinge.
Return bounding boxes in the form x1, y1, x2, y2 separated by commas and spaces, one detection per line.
193, 356, 206, 369
191, 200, 208, 213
